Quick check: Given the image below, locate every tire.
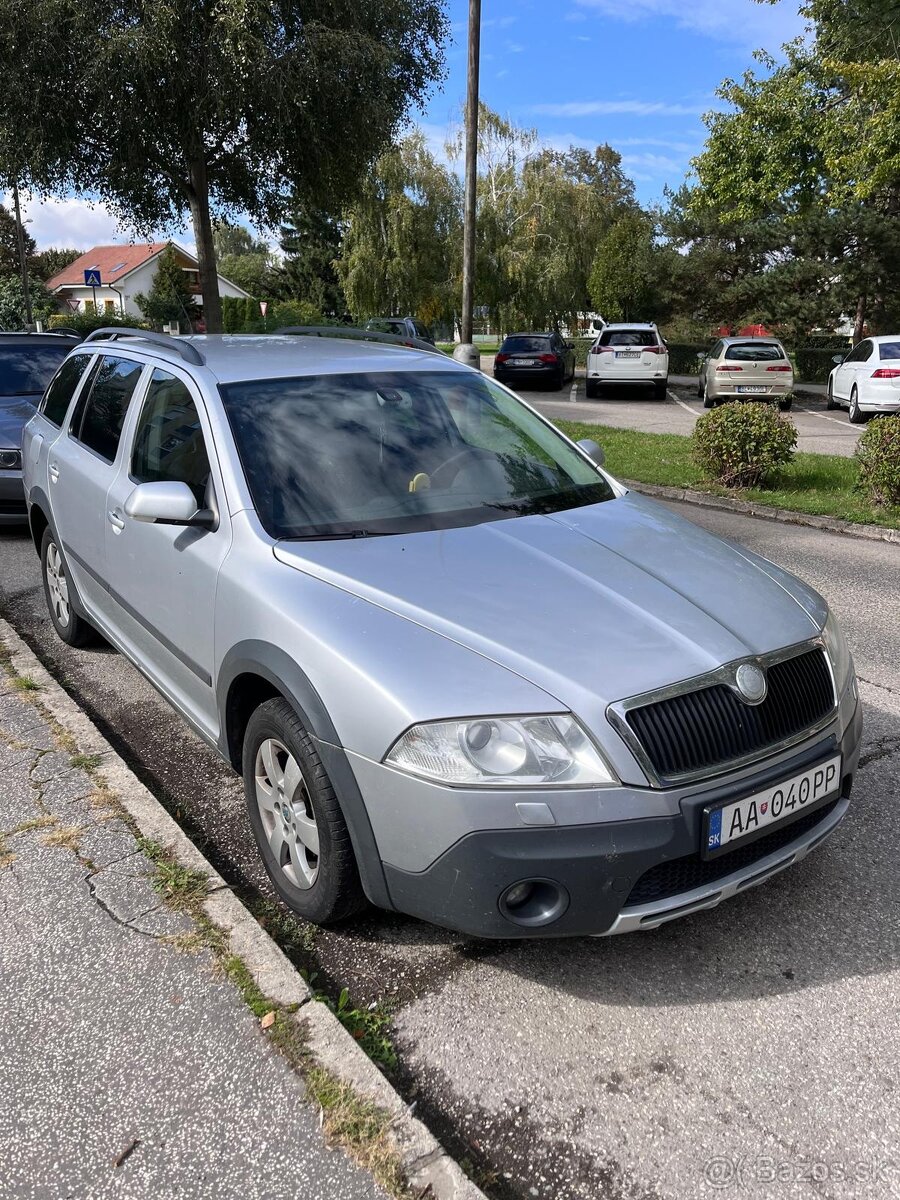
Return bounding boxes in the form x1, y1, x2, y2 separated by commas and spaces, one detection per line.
551, 369, 565, 391
848, 387, 867, 424
40, 527, 98, 648
826, 379, 838, 411
654, 379, 668, 401
585, 379, 599, 400
243, 697, 366, 925
778, 397, 793, 412
697, 376, 704, 398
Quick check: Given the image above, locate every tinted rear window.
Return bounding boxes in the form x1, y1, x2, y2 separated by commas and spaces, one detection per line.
879, 343, 900, 360
0, 343, 74, 396
598, 330, 657, 347
502, 337, 550, 353
41, 353, 92, 426
72, 356, 144, 462
724, 343, 785, 361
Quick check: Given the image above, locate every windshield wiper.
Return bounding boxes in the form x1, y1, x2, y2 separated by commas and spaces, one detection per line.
288, 528, 392, 542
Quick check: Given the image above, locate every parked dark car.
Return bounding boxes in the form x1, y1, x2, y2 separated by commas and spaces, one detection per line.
494, 333, 576, 391
0, 331, 81, 524
364, 316, 436, 346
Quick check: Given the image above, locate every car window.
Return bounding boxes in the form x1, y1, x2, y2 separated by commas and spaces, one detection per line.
40, 353, 92, 426
879, 342, 900, 360
724, 343, 785, 362
414, 322, 431, 340
598, 330, 657, 347
130, 369, 211, 505
71, 355, 144, 462
858, 341, 873, 362
502, 337, 550, 353
219, 369, 615, 540
0, 342, 74, 398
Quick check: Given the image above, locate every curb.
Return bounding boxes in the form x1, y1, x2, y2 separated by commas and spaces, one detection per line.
623, 479, 900, 545
0, 617, 485, 1200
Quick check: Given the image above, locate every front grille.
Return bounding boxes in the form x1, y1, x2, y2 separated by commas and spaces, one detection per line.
625, 798, 841, 907
625, 648, 835, 780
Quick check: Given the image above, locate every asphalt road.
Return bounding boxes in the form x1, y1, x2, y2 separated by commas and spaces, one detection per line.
522, 376, 863, 459
2, 503, 899, 1200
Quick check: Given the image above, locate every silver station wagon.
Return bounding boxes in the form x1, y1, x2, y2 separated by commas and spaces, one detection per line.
21, 329, 862, 937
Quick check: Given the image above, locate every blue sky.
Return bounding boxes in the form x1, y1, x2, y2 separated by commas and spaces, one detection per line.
8, 0, 806, 249
420, 0, 807, 204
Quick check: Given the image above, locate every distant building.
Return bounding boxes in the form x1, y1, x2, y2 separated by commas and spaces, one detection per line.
45, 241, 252, 320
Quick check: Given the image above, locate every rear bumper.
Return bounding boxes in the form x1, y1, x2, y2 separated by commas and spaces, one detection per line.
0, 469, 26, 525
378, 696, 862, 939
709, 382, 792, 399
494, 365, 561, 386
588, 368, 667, 384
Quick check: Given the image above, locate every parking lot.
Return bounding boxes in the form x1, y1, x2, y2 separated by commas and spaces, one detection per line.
2, 489, 898, 1199
510, 372, 864, 460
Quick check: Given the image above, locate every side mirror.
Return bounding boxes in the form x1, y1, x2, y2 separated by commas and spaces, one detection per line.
832, 354, 845, 365
576, 437, 605, 467
125, 481, 215, 528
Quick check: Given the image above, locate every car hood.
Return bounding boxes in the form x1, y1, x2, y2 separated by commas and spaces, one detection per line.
273, 492, 823, 713
0, 394, 39, 447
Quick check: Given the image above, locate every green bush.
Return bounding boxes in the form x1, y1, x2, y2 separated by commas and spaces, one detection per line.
270, 300, 325, 328
572, 337, 593, 367
795, 346, 844, 383
694, 401, 797, 489
47, 311, 148, 335
666, 342, 708, 374
855, 414, 900, 508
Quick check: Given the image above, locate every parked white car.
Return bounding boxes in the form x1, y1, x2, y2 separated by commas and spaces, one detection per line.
699, 337, 794, 411
585, 324, 668, 400
827, 335, 900, 423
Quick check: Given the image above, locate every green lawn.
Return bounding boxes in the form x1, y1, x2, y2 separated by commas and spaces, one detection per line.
556, 419, 900, 531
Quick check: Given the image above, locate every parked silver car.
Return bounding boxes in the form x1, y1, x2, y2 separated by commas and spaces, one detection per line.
21, 329, 862, 937
699, 337, 794, 410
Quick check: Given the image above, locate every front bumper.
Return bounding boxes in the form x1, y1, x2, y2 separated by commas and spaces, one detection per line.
377, 696, 862, 939
0, 469, 26, 525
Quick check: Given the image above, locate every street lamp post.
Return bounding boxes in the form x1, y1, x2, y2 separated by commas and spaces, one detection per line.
11, 182, 33, 327
459, 0, 481, 349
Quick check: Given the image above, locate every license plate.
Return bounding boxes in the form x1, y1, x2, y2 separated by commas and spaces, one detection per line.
702, 755, 841, 859
617, 352, 640, 360
736, 385, 767, 394
511, 358, 537, 366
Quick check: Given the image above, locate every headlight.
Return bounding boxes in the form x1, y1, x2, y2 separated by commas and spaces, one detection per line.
384, 714, 617, 787
0, 448, 21, 470
823, 609, 853, 692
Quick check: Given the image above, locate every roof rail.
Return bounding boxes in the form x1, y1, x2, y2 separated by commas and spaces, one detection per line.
46, 327, 82, 339
274, 325, 442, 356
83, 327, 204, 366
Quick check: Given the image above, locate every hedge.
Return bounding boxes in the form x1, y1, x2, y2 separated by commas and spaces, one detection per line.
794, 347, 845, 384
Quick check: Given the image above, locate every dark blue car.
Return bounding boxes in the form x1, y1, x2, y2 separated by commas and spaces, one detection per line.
0, 332, 80, 524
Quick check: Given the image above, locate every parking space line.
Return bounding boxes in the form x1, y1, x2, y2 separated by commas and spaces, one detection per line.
570, 380, 579, 403
668, 391, 698, 415
795, 404, 853, 428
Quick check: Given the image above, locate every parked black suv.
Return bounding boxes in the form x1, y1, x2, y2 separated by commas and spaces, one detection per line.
0, 331, 81, 524
494, 332, 576, 391
364, 316, 436, 346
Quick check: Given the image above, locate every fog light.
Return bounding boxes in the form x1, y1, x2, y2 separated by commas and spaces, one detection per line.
498, 879, 569, 927
0, 449, 21, 471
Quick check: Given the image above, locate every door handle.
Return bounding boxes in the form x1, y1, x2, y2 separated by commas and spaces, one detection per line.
108, 509, 125, 531
49, 461, 60, 483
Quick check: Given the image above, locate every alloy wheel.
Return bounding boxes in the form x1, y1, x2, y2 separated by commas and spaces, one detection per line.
46, 543, 70, 628
254, 738, 320, 889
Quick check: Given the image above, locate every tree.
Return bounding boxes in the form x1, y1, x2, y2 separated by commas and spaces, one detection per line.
589, 211, 676, 323
0, 203, 35, 279
279, 208, 346, 316
211, 220, 270, 261
337, 131, 462, 326
134, 245, 200, 329
0, 276, 55, 329
0, 0, 447, 332
33, 247, 81, 282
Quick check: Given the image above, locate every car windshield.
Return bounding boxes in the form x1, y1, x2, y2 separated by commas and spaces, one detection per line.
598, 330, 657, 347
0, 344, 73, 396
220, 370, 615, 540
501, 337, 550, 353
879, 342, 900, 360
724, 343, 784, 361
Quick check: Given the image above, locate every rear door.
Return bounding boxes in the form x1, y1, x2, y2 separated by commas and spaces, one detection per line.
103, 366, 232, 738
51, 354, 147, 620
596, 329, 657, 376
722, 341, 791, 393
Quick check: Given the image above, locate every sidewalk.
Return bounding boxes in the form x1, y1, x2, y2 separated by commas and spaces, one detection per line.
0, 665, 387, 1199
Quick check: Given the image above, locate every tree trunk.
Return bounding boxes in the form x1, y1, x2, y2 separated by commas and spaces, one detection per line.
853, 294, 867, 344
186, 157, 223, 334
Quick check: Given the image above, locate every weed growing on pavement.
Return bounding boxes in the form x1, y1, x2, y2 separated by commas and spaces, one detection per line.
70, 753, 102, 771
246, 894, 319, 956
326, 987, 398, 1070
11, 675, 39, 692
0, 832, 13, 870
137, 837, 210, 911
42, 825, 85, 852
9, 815, 57, 835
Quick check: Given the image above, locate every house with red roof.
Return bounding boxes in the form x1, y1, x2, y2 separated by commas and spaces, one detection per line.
45, 241, 252, 320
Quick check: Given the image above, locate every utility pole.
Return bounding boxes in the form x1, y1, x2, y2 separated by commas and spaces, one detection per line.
460, 0, 481, 347
11, 182, 33, 327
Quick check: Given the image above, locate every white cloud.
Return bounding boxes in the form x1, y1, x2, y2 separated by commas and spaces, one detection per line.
573, 0, 806, 48
505, 41, 525, 53
532, 99, 709, 117
3, 191, 194, 253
